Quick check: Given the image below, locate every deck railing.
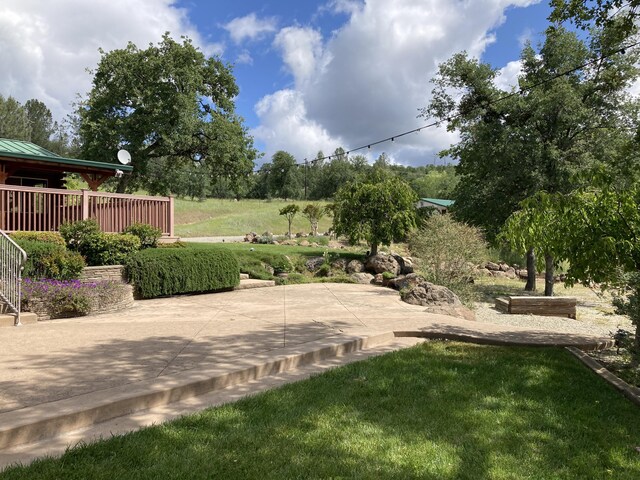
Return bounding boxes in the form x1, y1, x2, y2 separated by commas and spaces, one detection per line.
0, 228, 27, 326
0, 185, 174, 236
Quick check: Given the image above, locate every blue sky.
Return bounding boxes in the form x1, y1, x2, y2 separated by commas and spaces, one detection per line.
1, 0, 552, 166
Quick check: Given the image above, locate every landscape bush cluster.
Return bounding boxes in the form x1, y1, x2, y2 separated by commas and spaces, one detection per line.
11, 234, 86, 281
125, 247, 240, 298
59, 219, 162, 266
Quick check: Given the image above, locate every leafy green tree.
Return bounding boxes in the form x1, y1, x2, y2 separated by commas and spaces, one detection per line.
550, 1, 639, 40
425, 26, 638, 293
279, 204, 300, 239
504, 175, 640, 364
501, 193, 565, 296
302, 204, 326, 236
269, 151, 302, 200
77, 33, 257, 193
0, 95, 30, 140
24, 99, 54, 148
332, 175, 417, 255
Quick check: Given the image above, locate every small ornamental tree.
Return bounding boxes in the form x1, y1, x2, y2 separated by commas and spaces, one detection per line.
332, 176, 417, 255
501, 193, 564, 296
503, 179, 640, 365
302, 204, 326, 236
279, 204, 300, 239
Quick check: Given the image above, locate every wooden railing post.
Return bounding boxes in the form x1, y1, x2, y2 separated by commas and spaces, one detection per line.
82, 189, 89, 221
168, 195, 175, 237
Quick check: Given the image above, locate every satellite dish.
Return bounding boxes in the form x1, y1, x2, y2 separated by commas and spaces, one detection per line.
117, 149, 132, 165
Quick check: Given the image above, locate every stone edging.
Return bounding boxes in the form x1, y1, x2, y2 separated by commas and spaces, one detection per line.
566, 347, 640, 407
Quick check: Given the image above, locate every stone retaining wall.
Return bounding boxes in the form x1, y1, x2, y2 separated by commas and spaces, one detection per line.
25, 283, 134, 321
80, 265, 127, 283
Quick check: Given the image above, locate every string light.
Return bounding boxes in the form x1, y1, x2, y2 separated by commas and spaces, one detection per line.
281, 40, 639, 168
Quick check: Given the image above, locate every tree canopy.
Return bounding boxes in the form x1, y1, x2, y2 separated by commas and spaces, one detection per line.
425, 26, 638, 243
77, 33, 257, 193
332, 173, 417, 255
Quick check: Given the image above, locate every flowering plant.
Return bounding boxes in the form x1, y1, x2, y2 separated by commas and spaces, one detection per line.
21, 278, 123, 318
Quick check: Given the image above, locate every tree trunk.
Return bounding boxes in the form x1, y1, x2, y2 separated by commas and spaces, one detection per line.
631, 284, 640, 368
116, 175, 130, 193
525, 247, 536, 291
544, 254, 554, 297
370, 243, 378, 256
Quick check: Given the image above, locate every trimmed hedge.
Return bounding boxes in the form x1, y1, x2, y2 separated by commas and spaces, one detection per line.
125, 248, 240, 299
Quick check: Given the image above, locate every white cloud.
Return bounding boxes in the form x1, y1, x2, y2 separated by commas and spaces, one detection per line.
0, 0, 219, 124
252, 89, 343, 159
223, 13, 277, 44
236, 50, 254, 65
273, 27, 325, 87
495, 60, 523, 91
254, 0, 540, 166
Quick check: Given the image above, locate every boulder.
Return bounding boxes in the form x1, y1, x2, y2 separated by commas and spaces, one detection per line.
398, 275, 475, 321
365, 253, 401, 275
331, 258, 348, 272
392, 254, 414, 275
499, 263, 510, 272
351, 273, 374, 284
485, 261, 500, 271
373, 273, 384, 285
295, 232, 308, 238
388, 273, 422, 291
299, 240, 310, 247
244, 232, 257, 243
505, 267, 517, 279
346, 259, 365, 274
489, 270, 508, 278
306, 256, 325, 272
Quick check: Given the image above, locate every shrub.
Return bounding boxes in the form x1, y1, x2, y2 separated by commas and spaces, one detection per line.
84, 233, 141, 266
10, 231, 65, 246
125, 248, 239, 298
59, 219, 101, 250
123, 223, 162, 249
15, 240, 86, 280
408, 214, 488, 297
60, 219, 142, 266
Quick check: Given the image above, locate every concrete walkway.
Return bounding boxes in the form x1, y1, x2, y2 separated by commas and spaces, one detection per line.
0, 283, 611, 462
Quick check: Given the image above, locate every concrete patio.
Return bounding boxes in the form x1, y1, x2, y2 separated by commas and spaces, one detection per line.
0, 282, 612, 465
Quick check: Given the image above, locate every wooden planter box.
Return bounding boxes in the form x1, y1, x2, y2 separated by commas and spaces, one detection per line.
495, 296, 577, 319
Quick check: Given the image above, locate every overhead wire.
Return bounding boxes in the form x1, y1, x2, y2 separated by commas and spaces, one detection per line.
284, 39, 640, 168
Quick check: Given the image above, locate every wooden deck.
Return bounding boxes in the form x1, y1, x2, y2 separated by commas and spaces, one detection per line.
495, 296, 577, 319
0, 185, 174, 236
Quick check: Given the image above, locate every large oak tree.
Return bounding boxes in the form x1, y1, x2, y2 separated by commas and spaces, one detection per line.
77, 34, 257, 193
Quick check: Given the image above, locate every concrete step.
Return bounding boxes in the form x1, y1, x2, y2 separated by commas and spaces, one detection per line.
0, 312, 38, 327
0, 332, 395, 451
234, 278, 276, 290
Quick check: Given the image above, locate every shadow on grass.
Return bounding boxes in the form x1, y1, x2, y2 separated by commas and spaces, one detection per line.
2, 333, 640, 478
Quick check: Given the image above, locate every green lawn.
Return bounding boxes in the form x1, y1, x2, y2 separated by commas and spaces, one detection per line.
174, 198, 332, 237
3, 342, 640, 479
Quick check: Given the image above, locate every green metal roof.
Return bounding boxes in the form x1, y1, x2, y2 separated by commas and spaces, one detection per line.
419, 198, 455, 207
0, 138, 133, 172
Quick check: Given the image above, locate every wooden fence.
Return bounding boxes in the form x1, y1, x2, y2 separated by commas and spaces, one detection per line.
0, 185, 174, 236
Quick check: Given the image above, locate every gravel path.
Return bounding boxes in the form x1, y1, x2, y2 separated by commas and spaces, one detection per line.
474, 297, 633, 338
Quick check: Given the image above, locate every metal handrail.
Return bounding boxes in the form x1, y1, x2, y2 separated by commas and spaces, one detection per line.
0, 229, 27, 326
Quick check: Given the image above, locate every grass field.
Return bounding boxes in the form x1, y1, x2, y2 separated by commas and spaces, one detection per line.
2, 342, 639, 479
174, 198, 332, 237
